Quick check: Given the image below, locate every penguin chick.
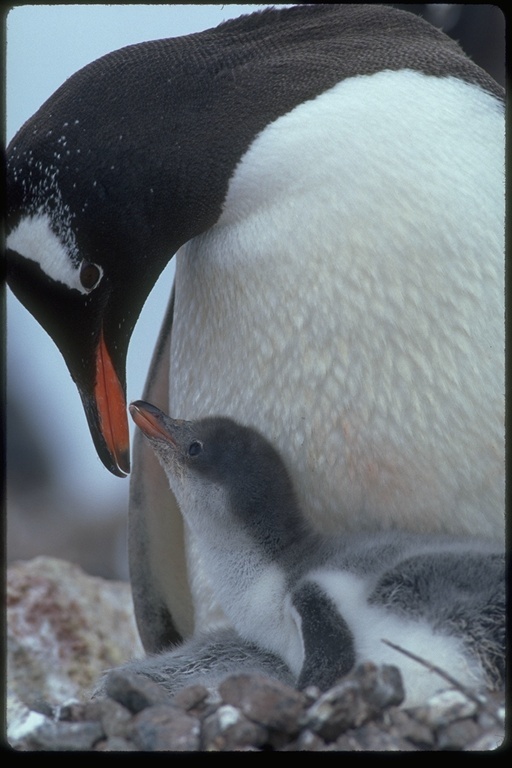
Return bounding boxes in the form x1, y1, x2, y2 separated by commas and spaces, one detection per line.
129, 401, 504, 706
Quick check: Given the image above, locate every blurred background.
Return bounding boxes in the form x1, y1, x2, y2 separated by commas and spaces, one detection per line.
5, 5, 505, 580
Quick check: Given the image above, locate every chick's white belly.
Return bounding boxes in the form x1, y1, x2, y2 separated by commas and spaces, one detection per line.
310, 570, 485, 707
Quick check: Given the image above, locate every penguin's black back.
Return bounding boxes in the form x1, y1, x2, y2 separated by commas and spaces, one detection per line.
8, 4, 503, 256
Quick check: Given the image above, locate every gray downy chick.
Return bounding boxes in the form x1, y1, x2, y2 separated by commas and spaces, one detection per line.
129, 401, 504, 706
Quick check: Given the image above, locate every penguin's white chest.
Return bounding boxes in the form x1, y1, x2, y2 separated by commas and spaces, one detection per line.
169, 70, 504, 539
229, 565, 305, 677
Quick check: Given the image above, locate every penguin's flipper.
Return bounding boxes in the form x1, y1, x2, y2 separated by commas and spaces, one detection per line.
293, 580, 355, 691
129, 283, 194, 652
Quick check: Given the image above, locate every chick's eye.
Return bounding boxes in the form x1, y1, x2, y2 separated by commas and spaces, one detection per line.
80, 260, 102, 291
188, 440, 203, 457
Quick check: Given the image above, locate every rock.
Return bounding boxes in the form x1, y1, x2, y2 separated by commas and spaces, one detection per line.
413, 689, 478, 728
283, 729, 333, 751
104, 669, 172, 713
57, 699, 105, 723
304, 663, 404, 741
465, 731, 506, 751
305, 680, 369, 740
335, 721, 419, 751
130, 704, 200, 751
100, 699, 134, 738
437, 718, 483, 750
95, 735, 139, 751
354, 662, 405, 709
8, 663, 505, 752
219, 674, 307, 735
6, 692, 50, 748
6, 556, 143, 744
201, 704, 269, 751
384, 708, 436, 749
7, 557, 143, 701
172, 683, 211, 714
20, 720, 105, 751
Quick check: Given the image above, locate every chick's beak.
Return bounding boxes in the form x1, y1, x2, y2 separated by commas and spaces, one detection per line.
129, 400, 177, 444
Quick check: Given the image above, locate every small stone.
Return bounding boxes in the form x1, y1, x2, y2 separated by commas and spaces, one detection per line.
95, 736, 138, 751
354, 663, 405, 709
304, 663, 405, 742
475, 691, 505, 730
105, 669, 171, 713
6, 692, 50, 747
436, 718, 483, 750
130, 704, 200, 751
385, 707, 435, 748
27, 698, 57, 719
334, 733, 365, 751
219, 674, 307, 734
302, 685, 322, 702
57, 699, 103, 722
413, 689, 478, 728
99, 697, 133, 738
465, 730, 506, 751
202, 704, 268, 751
23, 720, 104, 751
477, 710, 499, 731
172, 683, 210, 712
339, 721, 419, 751
282, 729, 329, 751
339, 726, 407, 751
305, 680, 371, 740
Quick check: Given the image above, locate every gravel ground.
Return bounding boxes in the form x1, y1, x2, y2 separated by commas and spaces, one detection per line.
8, 662, 505, 752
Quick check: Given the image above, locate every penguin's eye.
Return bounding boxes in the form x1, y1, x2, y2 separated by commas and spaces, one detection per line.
188, 440, 203, 458
79, 260, 102, 291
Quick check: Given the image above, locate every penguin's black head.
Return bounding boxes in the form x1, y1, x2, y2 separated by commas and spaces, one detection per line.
5, 121, 153, 476
5, 38, 228, 477
6, 232, 134, 476
129, 401, 306, 552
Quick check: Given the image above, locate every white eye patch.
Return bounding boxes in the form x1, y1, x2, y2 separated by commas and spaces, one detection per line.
7, 210, 96, 295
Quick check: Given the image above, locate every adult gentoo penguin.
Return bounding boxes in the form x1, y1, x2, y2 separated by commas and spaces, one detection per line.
128, 401, 504, 705
6, 6, 505, 652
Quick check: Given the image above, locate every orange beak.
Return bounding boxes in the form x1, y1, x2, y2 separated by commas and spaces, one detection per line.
95, 329, 130, 476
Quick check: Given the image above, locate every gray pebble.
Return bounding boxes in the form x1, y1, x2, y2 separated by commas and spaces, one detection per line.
437, 718, 485, 750
130, 704, 200, 751
95, 735, 139, 751
219, 673, 307, 734
304, 663, 403, 741
22, 720, 104, 751
202, 703, 268, 750
98, 697, 134, 738
9, 662, 504, 752
105, 669, 172, 713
